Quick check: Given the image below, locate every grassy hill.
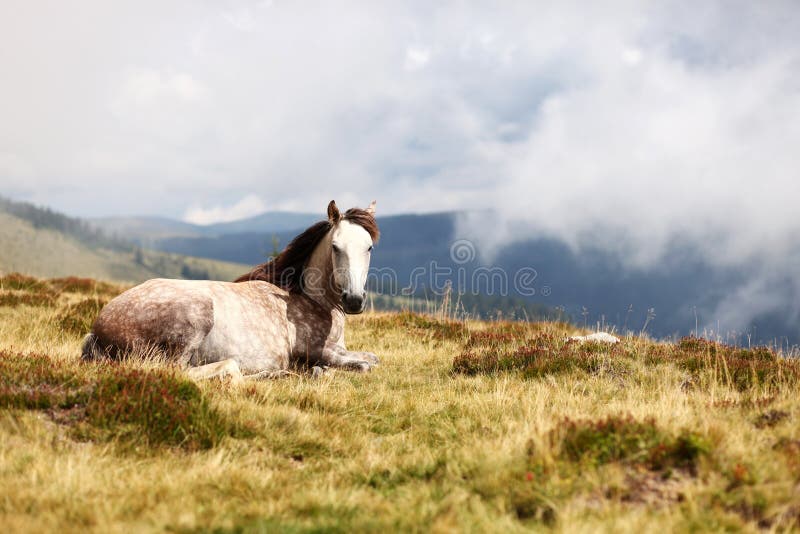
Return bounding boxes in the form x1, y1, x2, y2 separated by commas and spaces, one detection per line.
1, 275, 798, 531
0, 207, 248, 283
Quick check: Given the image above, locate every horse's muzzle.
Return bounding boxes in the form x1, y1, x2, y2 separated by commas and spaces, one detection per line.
342, 290, 366, 314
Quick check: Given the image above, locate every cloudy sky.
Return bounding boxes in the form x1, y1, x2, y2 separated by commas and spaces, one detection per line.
1, 2, 798, 274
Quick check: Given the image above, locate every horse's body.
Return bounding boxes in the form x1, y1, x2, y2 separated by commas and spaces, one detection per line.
82, 201, 380, 378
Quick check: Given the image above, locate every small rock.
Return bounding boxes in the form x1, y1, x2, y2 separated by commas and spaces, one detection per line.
569, 332, 620, 344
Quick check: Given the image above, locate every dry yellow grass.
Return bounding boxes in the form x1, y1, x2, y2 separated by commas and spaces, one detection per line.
0, 275, 799, 532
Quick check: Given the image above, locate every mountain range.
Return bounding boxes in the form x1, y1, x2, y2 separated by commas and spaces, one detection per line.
92, 207, 797, 347
1, 196, 796, 346
91, 212, 320, 245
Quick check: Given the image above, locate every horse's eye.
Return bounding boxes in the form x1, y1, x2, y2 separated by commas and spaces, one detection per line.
332, 244, 341, 253
368, 245, 373, 252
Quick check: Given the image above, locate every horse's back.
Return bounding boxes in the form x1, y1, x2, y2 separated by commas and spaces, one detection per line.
91, 278, 216, 360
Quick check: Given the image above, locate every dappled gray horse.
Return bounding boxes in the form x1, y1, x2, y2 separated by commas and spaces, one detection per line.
82, 201, 380, 380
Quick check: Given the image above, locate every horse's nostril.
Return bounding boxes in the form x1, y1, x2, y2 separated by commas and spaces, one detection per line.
342, 292, 364, 311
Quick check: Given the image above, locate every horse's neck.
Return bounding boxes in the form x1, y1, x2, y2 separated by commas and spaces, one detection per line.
303, 231, 342, 314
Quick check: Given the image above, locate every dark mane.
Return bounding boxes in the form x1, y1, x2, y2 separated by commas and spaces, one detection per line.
234, 207, 379, 292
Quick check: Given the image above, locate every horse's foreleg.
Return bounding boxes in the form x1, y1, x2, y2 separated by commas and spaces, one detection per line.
186, 358, 244, 384
186, 359, 298, 382
318, 343, 378, 372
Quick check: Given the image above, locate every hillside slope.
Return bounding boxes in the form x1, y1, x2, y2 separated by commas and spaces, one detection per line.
0, 211, 247, 283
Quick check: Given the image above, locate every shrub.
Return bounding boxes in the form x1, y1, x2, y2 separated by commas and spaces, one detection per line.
453, 333, 630, 378
0, 272, 48, 292
552, 415, 709, 473
49, 276, 120, 296
57, 297, 108, 336
83, 368, 230, 450
0, 273, 60, 307
753, 409, 789, 429
0, 291, 56, 308
0, 351, 236, 450
464, 331, 520, 349
665, 337, 799, 391
457, 330, 800, 390
365, 312, 467, 342
0, 351, 89, 409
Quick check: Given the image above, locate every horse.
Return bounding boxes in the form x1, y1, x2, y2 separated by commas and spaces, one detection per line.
81, 200, 380, 381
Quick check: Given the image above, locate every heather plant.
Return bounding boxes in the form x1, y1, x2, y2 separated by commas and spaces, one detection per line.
0, 291, 56, 308
49, 276, 120, 297
551, 415, 710, 472
0, 349, 237, 451
0, 351, 89, 409
0, 272, 50, 292
81, 368, 232, 450
455, 328, 800, 393
364, 310, 468, 342
57, 297, 108, 336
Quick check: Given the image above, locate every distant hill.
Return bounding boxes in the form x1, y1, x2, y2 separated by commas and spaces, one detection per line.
204, 211, 319, 236
91, 211, 319, 246
90, 216, 208, 242
0, 198, 248, 283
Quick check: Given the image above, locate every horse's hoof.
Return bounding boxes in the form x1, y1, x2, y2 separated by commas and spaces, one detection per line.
311, 366, 326, 379
350, 361, 372, 373
363, 352, 379, 364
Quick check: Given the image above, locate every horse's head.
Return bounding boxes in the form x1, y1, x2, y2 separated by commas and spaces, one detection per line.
327, 200, 377, 314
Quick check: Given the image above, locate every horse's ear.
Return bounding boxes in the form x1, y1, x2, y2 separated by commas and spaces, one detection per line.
366, 200, 376, 216
327, 200, 341, 222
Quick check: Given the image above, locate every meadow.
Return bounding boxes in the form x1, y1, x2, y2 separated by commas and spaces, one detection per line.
1, 273, 799, 532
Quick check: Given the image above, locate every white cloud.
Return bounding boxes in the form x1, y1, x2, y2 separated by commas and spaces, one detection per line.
1, 1, 799, 329
183, 194, 267, 225
115, 69, 207, 106
622, 48, 643, 65
404, 46, 431, 71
